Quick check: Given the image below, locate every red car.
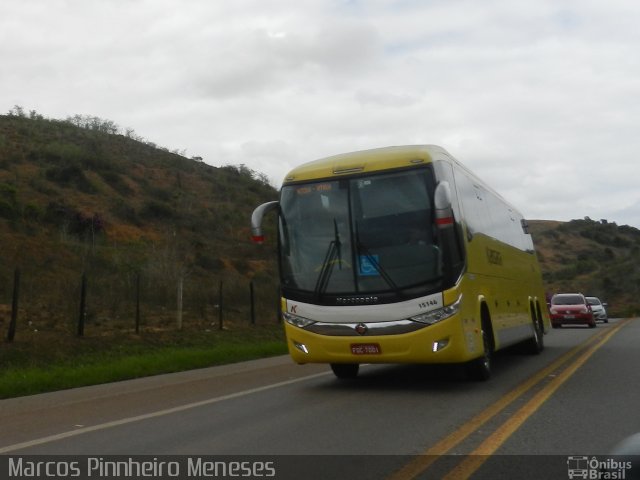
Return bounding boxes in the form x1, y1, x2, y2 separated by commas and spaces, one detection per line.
550, 293, 596, 328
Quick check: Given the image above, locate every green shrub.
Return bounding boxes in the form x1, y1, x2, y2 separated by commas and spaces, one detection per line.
140, 200, 174, 220
23, 203, 44, 222
45, 164, 97, 193
0, 199, 16, 219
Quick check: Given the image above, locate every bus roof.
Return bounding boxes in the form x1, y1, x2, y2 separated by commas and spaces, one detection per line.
282, 145, 449, 184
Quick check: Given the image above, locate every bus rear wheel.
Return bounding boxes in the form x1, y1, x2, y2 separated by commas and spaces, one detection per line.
330, 363, 359, 379
524, 315, 544, 354
466, 328, 492, 381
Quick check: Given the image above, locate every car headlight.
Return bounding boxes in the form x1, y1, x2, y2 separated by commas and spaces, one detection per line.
283, 311, 316, 328
410, 295, 462, 325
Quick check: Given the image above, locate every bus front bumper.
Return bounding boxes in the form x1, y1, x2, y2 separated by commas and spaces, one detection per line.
283, 316, 481, 365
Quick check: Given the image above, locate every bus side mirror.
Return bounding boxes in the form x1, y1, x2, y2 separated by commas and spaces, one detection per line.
434, 181, 460, 286
434, 181, 454, 228
251, 201, 279, 244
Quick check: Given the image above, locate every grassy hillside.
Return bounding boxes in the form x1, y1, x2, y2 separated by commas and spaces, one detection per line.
530, 218, 640, 317
0, 112, 279, 337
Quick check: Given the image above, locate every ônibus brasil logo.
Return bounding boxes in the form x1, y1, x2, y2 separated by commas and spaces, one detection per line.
567, 456, 633, 479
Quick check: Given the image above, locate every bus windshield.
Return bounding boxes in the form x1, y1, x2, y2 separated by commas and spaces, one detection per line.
279, 168, 442, 300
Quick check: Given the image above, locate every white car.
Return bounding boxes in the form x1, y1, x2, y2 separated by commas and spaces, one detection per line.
586, 296, 608, 323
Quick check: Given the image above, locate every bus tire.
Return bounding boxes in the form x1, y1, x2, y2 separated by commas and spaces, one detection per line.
330, 363, 359, 379
466, 326, 492, 381
524, 305, 544, 355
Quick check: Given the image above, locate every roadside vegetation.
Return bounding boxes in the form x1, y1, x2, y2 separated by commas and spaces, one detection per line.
0, 107, 283, 399
1, 325, 287, 399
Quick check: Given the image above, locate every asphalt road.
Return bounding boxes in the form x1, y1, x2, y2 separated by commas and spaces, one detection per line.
1, 317, 639, 479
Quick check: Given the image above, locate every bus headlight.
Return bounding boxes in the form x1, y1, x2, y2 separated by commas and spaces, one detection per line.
410, 295, 462, 325
283, 311, 316, 328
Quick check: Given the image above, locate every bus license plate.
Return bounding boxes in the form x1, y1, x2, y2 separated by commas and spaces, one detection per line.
351, 343, 381, 355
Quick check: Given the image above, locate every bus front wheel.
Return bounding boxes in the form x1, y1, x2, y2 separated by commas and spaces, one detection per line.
330, 363, 359, 379
466, 328, 492, 381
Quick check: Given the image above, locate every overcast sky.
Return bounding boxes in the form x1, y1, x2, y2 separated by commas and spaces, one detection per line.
3, 0, 640, 227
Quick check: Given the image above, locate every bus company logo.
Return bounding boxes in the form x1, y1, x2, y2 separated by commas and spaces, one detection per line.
567, 455, 632, 479
485, 247, 503, 265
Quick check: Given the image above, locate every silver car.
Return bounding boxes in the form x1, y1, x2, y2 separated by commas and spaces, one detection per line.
586, 296, 608, 323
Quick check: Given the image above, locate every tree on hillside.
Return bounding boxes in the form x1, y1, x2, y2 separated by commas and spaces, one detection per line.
65, 114, 119, 134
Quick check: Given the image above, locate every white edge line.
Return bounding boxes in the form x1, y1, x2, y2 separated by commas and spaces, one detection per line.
0, 371, 331, 454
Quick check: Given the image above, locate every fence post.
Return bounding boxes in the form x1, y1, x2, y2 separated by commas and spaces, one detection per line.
250, 280, 255, 325
6, 267, 19, 343
176, 275, 184, 331
135, 272, 141, 334
77, 272, 87, 337
218, 281, 224, 330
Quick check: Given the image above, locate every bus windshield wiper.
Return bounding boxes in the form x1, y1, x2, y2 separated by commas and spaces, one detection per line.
355, 221, 401, 296
313, 219, 342, 299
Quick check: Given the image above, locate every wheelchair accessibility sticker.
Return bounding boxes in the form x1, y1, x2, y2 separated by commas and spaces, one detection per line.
358, 255, 380, 276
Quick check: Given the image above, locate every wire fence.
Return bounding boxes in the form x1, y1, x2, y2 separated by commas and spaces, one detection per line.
1, 266, 282, 343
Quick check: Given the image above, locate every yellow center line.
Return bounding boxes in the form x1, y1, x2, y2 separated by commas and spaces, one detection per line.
388, 324, 617, 480
443, 318, 632, 480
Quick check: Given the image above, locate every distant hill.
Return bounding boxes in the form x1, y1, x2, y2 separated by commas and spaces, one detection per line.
529, 218, 640, 316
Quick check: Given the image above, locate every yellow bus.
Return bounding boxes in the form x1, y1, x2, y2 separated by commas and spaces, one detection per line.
251, 145, 549, 380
